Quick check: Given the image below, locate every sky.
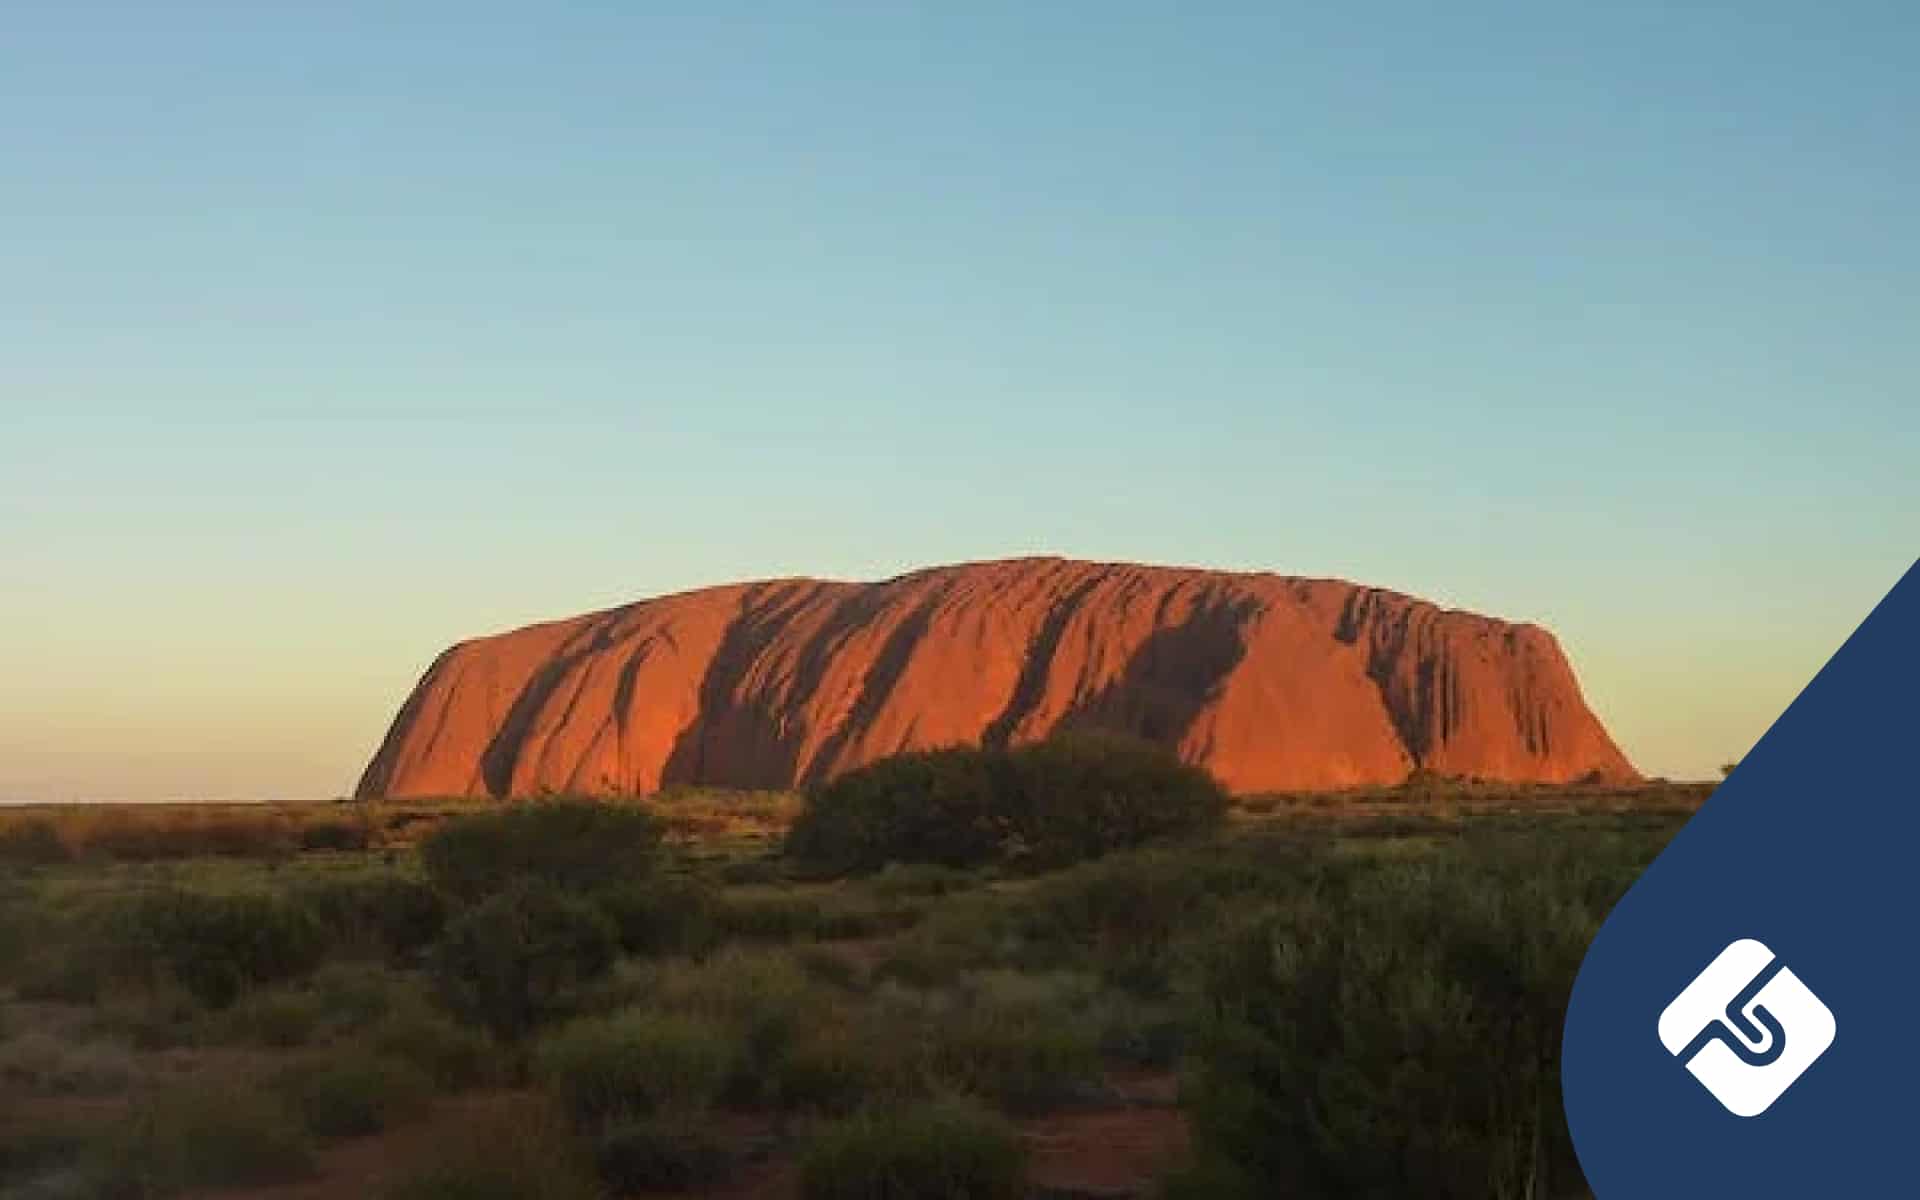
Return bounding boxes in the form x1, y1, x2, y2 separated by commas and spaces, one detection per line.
3, 2, 1915, 801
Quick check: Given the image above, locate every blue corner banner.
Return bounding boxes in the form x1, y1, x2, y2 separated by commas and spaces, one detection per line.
1563, 558, 1919, 1195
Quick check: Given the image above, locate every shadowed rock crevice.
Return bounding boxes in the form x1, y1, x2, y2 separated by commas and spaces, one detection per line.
658, 581, 839, 790
981, 571, 1109, 749
800, 584, 953, 786
1054, 592, 1261, 747
478, 650, 591, 797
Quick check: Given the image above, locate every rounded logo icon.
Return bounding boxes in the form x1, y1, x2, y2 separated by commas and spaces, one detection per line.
1656, 939, 1835, 1117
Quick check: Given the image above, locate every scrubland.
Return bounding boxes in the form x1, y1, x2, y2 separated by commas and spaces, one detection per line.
0, 746, 1705, 1199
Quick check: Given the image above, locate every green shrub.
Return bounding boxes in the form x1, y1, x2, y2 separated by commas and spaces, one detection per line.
868, 862, 977, 898
642, 948, 827, 1099
420, 800, 662, 902
1008, 734, 1228, 868
17, 940, 110, 1005
536, 1010, 737, 1121
221, 987, 327, 1047
381, 1097, 597, 1200
297, 873, 447, 959
369, 1006, 501, 1090
1090, 994, 1185, 1068
298, 819, 371, 852
594, 1115, 735, 1192
0, 1111, 94, 1189
716, 891, 826, 940
104, 889, 328, 1007
272, 1051, 434, 1138
429, 884, 617, 1039
0, 820, 73, 867
785, 736, 1225, 875
82, 987, 204, 1051
799, 1096, 1026, 1200
82, 817, 292, 862
1011, 848, 1265, 993
308, 960, 413, 1029
1181, 835, 1650, 1200
786, 747, 1012, 873
815, 897, 923, 939
713, 890, 918, 942
0, 1032, 137, 1096
929, 971, 1102, 1112
774, 1023, 914, 1114
717, 855, 790, 885
93, 1083, 314, 1196
591, 875, 720, 957
1157, 1155, 1261, 1200
796, 945, 865, 991
0, 892, 34, 980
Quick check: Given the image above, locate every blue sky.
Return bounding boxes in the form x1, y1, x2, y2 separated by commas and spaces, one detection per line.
3, 2, 1915, 800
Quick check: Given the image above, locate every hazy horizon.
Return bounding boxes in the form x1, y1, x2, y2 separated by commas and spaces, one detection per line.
6, 3, 1916, 802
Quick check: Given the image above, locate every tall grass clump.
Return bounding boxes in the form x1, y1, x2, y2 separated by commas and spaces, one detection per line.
629, 947, 835, 1104
536, 1010, 738, 1122
927, 970, 1103, 1112
369, 1005, 502, 1090
100, 888, 328, 1007
420, 800, 662, 901
799, 1096, 1026, 1200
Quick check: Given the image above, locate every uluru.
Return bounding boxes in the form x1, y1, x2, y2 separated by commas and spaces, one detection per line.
356, 557, 1636, 798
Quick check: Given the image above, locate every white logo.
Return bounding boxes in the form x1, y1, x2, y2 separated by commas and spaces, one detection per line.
1657, 938, 1835, 1116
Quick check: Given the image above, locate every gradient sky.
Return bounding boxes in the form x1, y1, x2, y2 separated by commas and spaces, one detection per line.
4, 2, 1916, 801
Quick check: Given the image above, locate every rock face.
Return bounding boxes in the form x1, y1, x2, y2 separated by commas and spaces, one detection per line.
356, 558, 1635, 798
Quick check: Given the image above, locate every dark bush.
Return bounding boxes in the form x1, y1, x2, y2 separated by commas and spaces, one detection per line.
786, 747, 1012, 874
714, 892, 826, 940
420, 800, 663, 901
0, 1113, 92, 1189
105, 889, 328, 1008
867, 862, 978, 898
785, 735, 1226, 874
0, 820, 73, 867
271, 1051, 433, 1138
83, 817, 292, 862
1009, 733, 1228, 868
799, 1096, 1025, 1200
305, 961, 410, 1029
594, 1117, 735, 1192
535, 1010, 737, 1122
298, 820, 370, 852
369, 1006, 501, 1090
429, 883, 617, 1039
773, 1025, 884, 1114
297, 873, 447, 959
591, 876, 721, 957
1011, 846, 1281, 993
220, 988, 327, 1047
1180, 834, 1651, 1200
